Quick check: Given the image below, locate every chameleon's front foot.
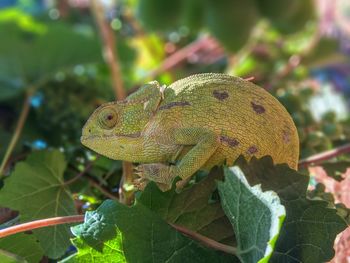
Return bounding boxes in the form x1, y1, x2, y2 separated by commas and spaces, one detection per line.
134, 163, 177, 191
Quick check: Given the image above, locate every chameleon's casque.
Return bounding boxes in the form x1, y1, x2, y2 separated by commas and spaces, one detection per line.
81, 73, 299, 190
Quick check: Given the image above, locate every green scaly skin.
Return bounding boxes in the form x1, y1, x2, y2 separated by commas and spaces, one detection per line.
81, 73, 299, 191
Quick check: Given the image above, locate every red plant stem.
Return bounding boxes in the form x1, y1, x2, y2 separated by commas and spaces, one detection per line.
91, 0, 125, 99
87, 178, 119, 200
146, 35, 215, 80
0, 215, 84, 238
298, 143, 350, 169
0, 214, 236, 256
64, 161, 95, 186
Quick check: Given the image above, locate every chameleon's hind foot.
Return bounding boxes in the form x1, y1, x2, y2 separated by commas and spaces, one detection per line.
134, 163, 176, 191
132, 177, 149, 190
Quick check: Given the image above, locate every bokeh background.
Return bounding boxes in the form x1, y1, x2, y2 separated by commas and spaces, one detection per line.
0, 0, 350, 261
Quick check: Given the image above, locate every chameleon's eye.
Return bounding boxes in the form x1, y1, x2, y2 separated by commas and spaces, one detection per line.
98, 107, 118, 129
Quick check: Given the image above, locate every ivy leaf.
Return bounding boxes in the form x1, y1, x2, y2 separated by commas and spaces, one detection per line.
0, 150, 76, 259
61, 237, 126, 263
138, 167, 234, 243
235, 156, 348, 263
218, 166, 286, 263
70, 200, 237, 262
0, 233, 44, 263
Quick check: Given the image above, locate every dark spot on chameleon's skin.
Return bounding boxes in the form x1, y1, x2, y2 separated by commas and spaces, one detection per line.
213, 90, 229, 101
247, 146, 258, 154
159, 101, 191, 110
251, 102, 265, 114
282, 130, 290, 143
220, 135, 239, 147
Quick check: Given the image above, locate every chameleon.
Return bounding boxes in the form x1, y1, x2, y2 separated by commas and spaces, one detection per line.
81, 73, 299, 191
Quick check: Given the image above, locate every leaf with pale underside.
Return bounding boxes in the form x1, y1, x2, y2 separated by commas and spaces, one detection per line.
235, 156, 348, 263
0, 150, 76, 259
218, 166, 286, 263
70, 200, 236, 263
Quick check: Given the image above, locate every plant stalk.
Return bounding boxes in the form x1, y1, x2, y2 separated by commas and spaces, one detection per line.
90, 0, 134, 205
0, 92, 32, 177
298, 143, 350, 168
0, 214, 236, 256
0, 215, 84, 238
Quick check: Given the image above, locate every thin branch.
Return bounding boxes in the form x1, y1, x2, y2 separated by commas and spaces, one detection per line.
68, 164, 119, 200
91, 0, 126, 99
170, 223, 237, 255
127, 36, 218, 95
298, 143, 350, 168
0, 213, 236, 257
64, 160, 95, 186
91, 0, 134, 205
0, 91, 32, 177
146, 35, 214, 80
0, 215, 84, 238
87, 177, 119, 200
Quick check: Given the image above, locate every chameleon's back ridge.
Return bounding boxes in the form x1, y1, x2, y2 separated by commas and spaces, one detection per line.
82, 73, 300, 190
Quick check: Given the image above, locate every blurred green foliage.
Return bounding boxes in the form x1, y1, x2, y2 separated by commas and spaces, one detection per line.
137, 0, 315, 51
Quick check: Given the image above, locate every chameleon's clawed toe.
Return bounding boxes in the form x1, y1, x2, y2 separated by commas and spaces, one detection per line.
133, 177, 148, 190
133, 165, 144, 178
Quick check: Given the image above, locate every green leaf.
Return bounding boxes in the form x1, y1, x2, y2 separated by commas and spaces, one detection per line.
0, 250, 25, 263
0, 9, 101, 100
138, 167, 234, 243
204, 0, 259, 52
61, 237, 126, 263
235, 156, 348, 263
137, 0, 183, 31
0, 233, 44, 263
70, 200, 236, 262
218, 166, 286, 263
0, 150, 76, 259
303, 38, 346, 67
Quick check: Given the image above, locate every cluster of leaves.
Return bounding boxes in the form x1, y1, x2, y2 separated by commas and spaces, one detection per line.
1, 151, 346, 262
137, 0, 315, 51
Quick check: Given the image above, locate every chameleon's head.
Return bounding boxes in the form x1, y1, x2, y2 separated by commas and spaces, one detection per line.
81, 100, 149, 160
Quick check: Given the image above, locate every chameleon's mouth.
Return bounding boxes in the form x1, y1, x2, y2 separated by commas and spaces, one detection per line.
80, 132, 144, 162
80, 132, 141, 145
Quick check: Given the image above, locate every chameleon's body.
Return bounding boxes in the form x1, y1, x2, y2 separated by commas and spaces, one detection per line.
81, 73, 299, 190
